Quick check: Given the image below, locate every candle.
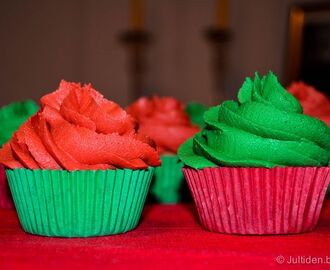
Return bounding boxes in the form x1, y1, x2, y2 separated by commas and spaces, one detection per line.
130, 0, 144, 30
216, 0, 229, 29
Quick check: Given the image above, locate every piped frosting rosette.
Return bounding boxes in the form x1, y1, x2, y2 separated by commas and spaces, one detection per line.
179, 72, 330, 235
127, 96, 198, 154
179, 72, 330, 169
0, 80, 160, 170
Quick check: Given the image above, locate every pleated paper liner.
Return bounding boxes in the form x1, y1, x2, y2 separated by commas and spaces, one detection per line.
0, 164, 14, 209
151, 155, 184, 204
183, 167, 330, 235
6, 167, 154, 237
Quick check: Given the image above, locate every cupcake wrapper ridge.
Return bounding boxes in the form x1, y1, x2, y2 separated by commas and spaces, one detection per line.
151, 155, 184, 204
183, 167, 330, 235
7, 168, 154, 237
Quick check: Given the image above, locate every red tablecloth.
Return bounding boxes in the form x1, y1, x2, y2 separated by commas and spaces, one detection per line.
0, 200, 329, 270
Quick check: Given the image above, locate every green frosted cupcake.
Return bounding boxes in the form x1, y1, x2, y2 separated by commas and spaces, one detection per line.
0, 100, 38, 147
150, 155, 184, 203
179, 72, 330, 235
0, 80, 160, 237
185, 102, 207, 128
127, 96, 199, 203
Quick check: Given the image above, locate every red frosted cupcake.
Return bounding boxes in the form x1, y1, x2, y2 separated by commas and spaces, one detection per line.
0, 81, 160, 237
288, 82, 330, 126
179, 72, 330, 235
127, 96, 198, 203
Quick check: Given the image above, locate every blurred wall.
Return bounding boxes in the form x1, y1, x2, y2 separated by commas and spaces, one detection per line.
0, 0, 130, 106
0, 0, 327, 107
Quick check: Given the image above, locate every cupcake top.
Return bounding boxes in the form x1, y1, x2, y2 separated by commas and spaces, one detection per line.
127, 96, 199, 155
185, 102, 208, 128
288, 82, 330, 126
0, 100, 38, 147
179, 72, 330, 169
0, 80, 161, 170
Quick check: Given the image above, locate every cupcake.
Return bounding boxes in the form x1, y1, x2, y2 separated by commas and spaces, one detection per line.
0, 100, 38, 209
179, 72, 330, 235
127, 96, 198, 203
0, 80, 160, 237
288, 82, 330, 126
185, 102, 208, 128
288, 82, 330, 196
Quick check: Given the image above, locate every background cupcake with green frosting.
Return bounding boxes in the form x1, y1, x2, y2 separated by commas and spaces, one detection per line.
127, 96, 198, 204
185, 102, 208, 128
179, 71, 330, 235
0, 80, 160, 237
0, 100, 38, 209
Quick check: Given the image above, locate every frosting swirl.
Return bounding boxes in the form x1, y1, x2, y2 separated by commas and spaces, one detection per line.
178, 72, 330, 169
0, 100, 38, 147
0, 80, 160, 170
288, 82, 330, 126
127, 96, 199, 154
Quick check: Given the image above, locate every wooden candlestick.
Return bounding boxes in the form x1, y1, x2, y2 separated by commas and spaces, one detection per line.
205, 27, 230, 102
216, 0, 229, 30
120, 30, 151, 100
205, 0, 231, 102
120, 0, 151, 100
130, 0, 144, 30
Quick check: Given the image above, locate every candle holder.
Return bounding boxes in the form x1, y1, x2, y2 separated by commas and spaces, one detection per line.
204, 26, 231, 102
119, 29, 152, 100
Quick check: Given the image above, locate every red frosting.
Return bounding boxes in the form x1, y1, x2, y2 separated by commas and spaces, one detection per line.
0, 81, 160, 170
287, 82, 330, 126
127, 96, 199, 154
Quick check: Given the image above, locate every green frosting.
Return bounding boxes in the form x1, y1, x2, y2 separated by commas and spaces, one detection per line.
185, 102, 208, 128
0, 100, 38, 146
178, 72, 330, 169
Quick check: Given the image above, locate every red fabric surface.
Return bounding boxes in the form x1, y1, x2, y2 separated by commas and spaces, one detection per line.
0, 201, 329, 270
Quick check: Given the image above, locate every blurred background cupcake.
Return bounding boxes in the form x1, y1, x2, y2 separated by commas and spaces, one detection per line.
287, 82, 330, 126
128, 96, 198, 204
0, 100, 38, 209
179, 72, 330, 235
0, 81, 160, 237
185, 102, 208, 129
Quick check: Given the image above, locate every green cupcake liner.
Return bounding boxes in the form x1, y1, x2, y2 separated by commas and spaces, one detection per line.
151, 155, 184, 204
6, 168, 154, 237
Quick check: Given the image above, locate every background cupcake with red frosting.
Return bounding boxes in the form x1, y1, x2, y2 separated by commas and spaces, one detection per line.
127, 96, 198, 203
0, 80, 160, 237
287, 82, 330, 126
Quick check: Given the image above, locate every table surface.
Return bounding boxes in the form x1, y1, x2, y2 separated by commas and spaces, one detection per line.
0, 200, 329, 270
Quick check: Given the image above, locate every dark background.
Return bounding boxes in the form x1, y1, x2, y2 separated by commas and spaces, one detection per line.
0, 0, 329, 107
301, 23, 330, 96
